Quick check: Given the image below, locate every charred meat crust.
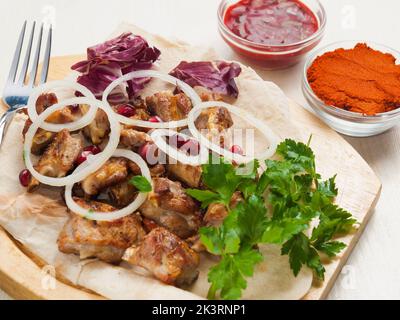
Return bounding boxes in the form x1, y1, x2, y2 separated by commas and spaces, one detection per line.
123, 227, 200, 286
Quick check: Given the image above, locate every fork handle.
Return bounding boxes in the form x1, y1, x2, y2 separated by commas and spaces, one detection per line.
0, 109, 18, 148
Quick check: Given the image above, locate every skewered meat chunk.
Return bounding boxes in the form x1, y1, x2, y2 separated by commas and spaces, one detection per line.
108, 175, 137, 208
81, 158, 128, 196
23, 119, 55, 155
146, 91, 192, 122
139, 177, 201, 238
204, 191, 243, 227
58, 198, 145, 263
82, 108, 110, 145
167, 162, 202, 188
27, 129, 83, 191
150, 164, 166, 178
119, 128, 151, 149
194, 106, 233, 133
194, 106, 234, 147
123, 227, 200, 286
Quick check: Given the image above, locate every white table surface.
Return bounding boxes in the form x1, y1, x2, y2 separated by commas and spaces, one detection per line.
0, 0, 399, 300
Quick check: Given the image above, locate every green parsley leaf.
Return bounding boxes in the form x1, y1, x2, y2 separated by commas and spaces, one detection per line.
129, 176, 152, 193
236, 194, 268, 245
207, 247, 263, 300
282, 233, 325, 279
316, 241, 347, 257
200, 210, 241, 255
186, 189, 221, 209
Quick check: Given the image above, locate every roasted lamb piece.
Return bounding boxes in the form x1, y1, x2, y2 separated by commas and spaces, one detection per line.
81, 108, 110, 145
58, 198, 145, 263
81, 158, 129, 196
123, 227, 200, 286
23, 119, 55, 155
167, 162, 202, 188
194, 106, 233, 134
108, 174, 137, 208
145, 91, 192, 122
27, 129, 83, 191
139, 177, 201, 238
119, 128, 151, 149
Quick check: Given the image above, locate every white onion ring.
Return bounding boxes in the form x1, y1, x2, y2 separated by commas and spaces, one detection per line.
187, 101, 279, 163
27, 80, 97, 132
65, 149, 152, 221
150, 129, 209, 166
24, 97, 121, 187
102, 70, 202, 129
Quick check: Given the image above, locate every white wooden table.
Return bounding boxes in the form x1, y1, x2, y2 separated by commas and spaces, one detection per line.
0, 0, 399, 300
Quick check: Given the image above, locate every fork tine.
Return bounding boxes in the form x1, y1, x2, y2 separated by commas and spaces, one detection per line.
7, 21, 27, 83
28, 23, 43, 87
17, 21, 36, 86
39, 24, 52, 84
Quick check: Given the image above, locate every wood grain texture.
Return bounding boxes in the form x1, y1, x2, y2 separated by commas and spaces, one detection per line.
0, 55, 381, 300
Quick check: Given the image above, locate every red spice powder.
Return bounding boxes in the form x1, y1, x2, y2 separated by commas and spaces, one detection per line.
307, 43, 400, 115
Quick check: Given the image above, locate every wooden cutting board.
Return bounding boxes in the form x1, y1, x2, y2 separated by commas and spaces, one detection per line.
0, 55, 382, 300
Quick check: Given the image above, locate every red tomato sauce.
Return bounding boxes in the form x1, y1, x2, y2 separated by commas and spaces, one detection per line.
224, 0, 319, 46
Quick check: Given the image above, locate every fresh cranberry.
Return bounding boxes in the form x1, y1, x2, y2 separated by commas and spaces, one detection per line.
83, 145, 101, 155
70, 104, 81, 113
76, 145, 102, 165
230, 145, 244, 155
117, 104, 136, 117
19, 169, 31, 187
182, 139, 200, 156
148, 116, 162, 123
169, 134, 188, 149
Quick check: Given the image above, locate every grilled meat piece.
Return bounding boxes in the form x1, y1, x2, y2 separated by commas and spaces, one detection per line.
139, 177, 201, 238
108, 174, 137, 208
119, 128, 151, 149
146, 91, 192, 122
81, 158, 128, 196
167, 162, 202, 188
58, 198, 145, 263
194, 106, 233, 134
27, 129, 83, 191
123, 227, 200, 286
204, 191, 243, 227
150, 164, 166, 178
23, 119, 56, 155
194, 106, 233, 147
82, 108, 110, 145
35, 92, 58, 114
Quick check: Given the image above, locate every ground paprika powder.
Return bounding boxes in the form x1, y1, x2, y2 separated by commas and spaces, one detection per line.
307, 43, 400, 115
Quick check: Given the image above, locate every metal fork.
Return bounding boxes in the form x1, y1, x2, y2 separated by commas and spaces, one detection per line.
0, 21, 52, 147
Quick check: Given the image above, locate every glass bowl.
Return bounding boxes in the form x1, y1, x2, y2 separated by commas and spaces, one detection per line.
217, 0, 327, 70
302, 41, 400, 137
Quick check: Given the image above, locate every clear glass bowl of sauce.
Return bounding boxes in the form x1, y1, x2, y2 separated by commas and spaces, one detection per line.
218, 0, 327, 69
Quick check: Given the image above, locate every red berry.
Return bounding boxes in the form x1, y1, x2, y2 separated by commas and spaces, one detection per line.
76, 145, 102, 165
148, 116, 162, 123
182, 139, 200, 156
19, 169, 31, 187
117, 104, 136, 117
230, 145, 244, 155
70, 104, 81, 113
169, 134, 188, 149
83, 145, 101, 155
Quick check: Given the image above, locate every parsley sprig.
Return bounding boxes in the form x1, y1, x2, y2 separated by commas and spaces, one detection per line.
187, 139, 357, 300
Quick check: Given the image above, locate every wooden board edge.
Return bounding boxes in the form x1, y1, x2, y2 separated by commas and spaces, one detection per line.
0, 227, 102, 300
